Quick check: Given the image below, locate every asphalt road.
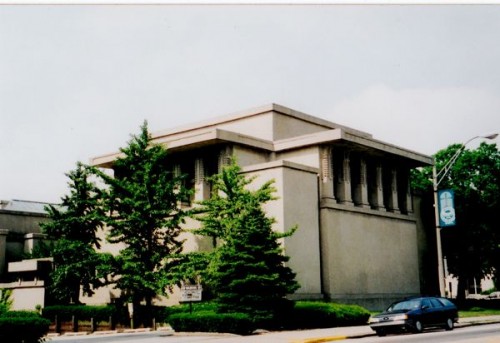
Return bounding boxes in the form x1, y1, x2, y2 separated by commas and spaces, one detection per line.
356, 323, 500, 343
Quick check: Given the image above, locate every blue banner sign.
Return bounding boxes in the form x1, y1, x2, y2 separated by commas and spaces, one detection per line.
438, 189, 456, 227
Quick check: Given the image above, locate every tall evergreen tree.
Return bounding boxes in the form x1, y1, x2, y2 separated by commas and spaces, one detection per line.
93, 121, 190, 311
195, 160, 299, 319
41, 162, 108, 304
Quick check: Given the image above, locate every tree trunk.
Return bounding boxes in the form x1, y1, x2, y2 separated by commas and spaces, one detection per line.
145, 295, 153, 328
456, 276, 467, 301
70, 285, 81, 305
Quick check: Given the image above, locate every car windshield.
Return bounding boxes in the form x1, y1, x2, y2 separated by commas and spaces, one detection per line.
388, 299, 421, 312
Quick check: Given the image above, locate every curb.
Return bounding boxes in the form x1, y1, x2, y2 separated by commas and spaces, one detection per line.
456, 318, 500, 328
291, 336, 349, 343
46, 327, 175, 340
89, 330, 119, 335
122, 328, 152, 333
291, 333, 374, 343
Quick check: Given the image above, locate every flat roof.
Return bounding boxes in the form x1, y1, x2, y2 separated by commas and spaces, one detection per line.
152, 103, 373, 140
91, 104, 433, 168
0, 200, 49, 215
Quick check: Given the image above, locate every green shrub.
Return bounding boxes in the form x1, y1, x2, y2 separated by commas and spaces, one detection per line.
0, 289, 13, 316
165, 302, 218, 317
481, 287, 497, 295
285, 301, 370, 329
42, 305, 118, 322
0, 313, 50, 343
42, 304, 174, 328
168, 311, 255, 335
166, 301, 369, 332
1, 310, 41, 318
127, 305, 172, 327
0, 304, 8, 316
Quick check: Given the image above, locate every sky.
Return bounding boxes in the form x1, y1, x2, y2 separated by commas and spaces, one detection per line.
1, 4, 500, 204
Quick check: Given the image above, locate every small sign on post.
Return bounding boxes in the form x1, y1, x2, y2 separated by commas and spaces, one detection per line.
180, 284, 203, 302
180, 284, 202, 313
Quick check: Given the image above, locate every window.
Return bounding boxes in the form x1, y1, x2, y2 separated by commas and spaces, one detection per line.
430, 298, 443, 308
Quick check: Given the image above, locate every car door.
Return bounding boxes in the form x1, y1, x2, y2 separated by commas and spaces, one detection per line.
421, 298, 442, 326
430, 297, 446, 325
420, 299, 434, 326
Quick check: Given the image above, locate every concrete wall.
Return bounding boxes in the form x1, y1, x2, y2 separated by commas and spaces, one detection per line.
218, 112, 275, 140
273, 112, 328, 140
413, 193, 440, 296
0, 212, 46, 235
10, 284, 45, 310
320, 206, 420, 310
216, 110, 330, 141
233, 145, 270, 167
277, 146, 320, 169
242, 161, 323, 299
281, 165, 322, 298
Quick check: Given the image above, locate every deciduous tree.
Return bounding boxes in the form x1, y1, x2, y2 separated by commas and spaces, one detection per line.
412, 142, 500, 299
41, 162, 109, 304
93, 122, 190, 313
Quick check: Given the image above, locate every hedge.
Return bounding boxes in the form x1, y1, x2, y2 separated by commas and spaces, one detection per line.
285, 301, 371, 329
168, 311, 255, 335
2, 310, 41, 318
455, 298, 500, 310
0, 312, 50, 343
164, 302, 218, 316
42, 304, 171, 328
40, 301, 370, 334
42, 305, 118, 322
165, 301, 370, 333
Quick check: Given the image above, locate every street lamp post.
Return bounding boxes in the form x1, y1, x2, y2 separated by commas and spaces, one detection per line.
434, 133, 498, 297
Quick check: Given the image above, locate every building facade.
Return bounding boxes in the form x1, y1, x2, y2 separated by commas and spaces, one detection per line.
92, 104, 434, 309
0, 200, 51, 310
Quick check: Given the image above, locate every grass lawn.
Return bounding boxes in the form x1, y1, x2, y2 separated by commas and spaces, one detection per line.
459, 308, 500, 318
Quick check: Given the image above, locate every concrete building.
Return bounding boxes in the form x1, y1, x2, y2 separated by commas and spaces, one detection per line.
92, 104, 433, 309
0, 200, 51, 310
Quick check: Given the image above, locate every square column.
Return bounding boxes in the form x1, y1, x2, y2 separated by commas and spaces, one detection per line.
387, 167, 401, 214
405, 186, 413, 214
218, 146, 233, 172
0, 229, 8, 278
354, 157, 370, 209
404, 170, 414, 214
194, 158, 211, 201
24, 233, 46, 255
370, 162, 386, 211
336, 151, 353, 205
320, 146, 335, 200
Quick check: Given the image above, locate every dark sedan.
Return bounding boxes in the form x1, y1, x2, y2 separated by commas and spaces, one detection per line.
369, 296, 458, 336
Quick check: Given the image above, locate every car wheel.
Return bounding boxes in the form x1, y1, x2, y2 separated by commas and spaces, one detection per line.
375, 329, 386, 337
444, 318, 454, 331
413, 320, 423, 333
